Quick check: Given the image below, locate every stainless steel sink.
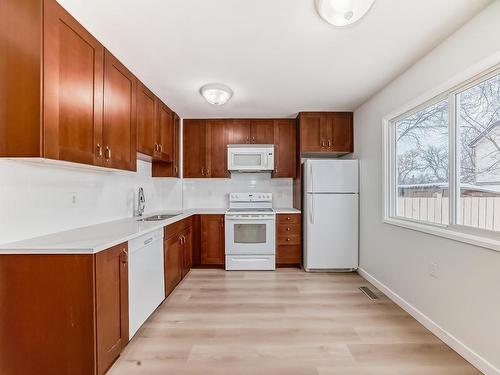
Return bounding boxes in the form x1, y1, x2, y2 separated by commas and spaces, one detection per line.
137, 214, 179, 222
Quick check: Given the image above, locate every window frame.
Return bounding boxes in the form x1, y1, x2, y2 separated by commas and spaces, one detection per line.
383, 64, 500, 252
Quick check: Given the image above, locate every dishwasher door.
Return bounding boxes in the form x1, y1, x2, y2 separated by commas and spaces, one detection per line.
128, 229, 165, 338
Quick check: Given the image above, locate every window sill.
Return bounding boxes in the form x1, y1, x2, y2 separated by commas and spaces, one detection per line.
383, 217, 500, 252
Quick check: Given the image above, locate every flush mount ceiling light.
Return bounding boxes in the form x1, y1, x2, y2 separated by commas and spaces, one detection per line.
315, 0, 375, 27
199, 83, 233, 106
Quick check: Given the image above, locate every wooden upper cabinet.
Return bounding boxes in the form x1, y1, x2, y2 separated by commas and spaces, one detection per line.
207, 120, 228, 178
298, 112, 353, 154
172, 113, 180, 177
102, 50, 137, 171
43, 0, 104, 165
156, 102, 173, 162
298, 113, 328, 152
136, 82, 157, 157
200, 214, 225, 266
273, 119, 296, 178
228, 119, 251, 144
250, 119, 274, 144
95, 242, 129, 375
331, 112, 353, 152
183, 119, 208, 178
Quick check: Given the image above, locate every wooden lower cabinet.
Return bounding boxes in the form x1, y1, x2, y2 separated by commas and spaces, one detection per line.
0, 242, 129, 375
164, 234, 183, 296
95, 243, 129, 375
164, 218, 193, 296
200, 214, 225, 266
181, 226, 193, 278
276, 213, 302, 267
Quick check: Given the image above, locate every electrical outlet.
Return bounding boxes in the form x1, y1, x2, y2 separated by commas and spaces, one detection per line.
428, 262, 439, 278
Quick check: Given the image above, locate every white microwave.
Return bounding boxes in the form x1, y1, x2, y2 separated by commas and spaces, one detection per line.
227, 144, 274, 172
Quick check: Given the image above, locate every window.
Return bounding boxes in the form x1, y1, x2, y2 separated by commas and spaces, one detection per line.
456, 74, 500, 231
386, 67, 500, 248
395, 100, 449, 224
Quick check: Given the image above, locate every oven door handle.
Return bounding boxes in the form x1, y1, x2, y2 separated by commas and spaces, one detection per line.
225, 216, 275, 221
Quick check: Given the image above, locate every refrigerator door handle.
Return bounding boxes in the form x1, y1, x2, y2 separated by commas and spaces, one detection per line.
310, 163, 314, 193
309, 194, 314, 224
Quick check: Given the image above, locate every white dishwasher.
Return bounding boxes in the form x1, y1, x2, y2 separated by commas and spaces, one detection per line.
128, 229, 165, 338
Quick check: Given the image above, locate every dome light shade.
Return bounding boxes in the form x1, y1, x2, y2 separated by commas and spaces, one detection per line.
315, 0, 375, 27
199, 83, 233, 105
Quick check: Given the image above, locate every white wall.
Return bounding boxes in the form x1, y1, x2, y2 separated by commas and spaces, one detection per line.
354, 2, 500, 373
183, 173, 292, 209
0, 159, 182, 245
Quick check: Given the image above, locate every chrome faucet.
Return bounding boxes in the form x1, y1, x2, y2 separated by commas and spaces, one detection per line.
137, 187, 146, 217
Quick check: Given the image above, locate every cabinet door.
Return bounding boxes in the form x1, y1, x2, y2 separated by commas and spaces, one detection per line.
172, 113, 180, 177
207, 120, 228, 178
43, 0, 104, 166
183, 119, 208, 177
136, 82, 156, 157
273, 119, 296, 178
164, 235, 183, 296
102, 50, 137, 171
156, 101, 173, 161
250, 119, 274, 144
201, 215, 225, 265
95, 243, 129, 375
299, 113, 327, 152
228, 119, 251, 144
182, 227, 193, 278
330, 112, 353, 152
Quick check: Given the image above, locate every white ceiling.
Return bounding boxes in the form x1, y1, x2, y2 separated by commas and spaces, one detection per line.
57, 0, 492, 118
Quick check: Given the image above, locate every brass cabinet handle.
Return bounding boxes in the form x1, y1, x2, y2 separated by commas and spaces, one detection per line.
286, 227, 291, 231
201, 167, 205, 176
174, 166, 178, 175
121, 248, 128, 263
321, 140, 325, 147
206, 168, 210, 176
287, 217, 291, 221
96, 144, 103, 158
105, 146, 111, 160
159, 144, 163, 152
286, 238, 291, 242
327, 140, 332, 147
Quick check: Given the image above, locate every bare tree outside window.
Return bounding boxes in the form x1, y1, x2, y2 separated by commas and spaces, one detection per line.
456, 73, 500, 229
392, 72, 500, 231
394, 100, 449, 224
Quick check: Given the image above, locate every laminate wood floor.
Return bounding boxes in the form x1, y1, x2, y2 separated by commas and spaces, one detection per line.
108, 269, 480, 375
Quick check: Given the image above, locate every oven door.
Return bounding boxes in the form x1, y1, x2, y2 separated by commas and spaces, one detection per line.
225, 215, 275, 255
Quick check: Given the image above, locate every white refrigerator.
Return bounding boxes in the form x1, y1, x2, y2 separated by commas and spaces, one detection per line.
303, 159, 358, 271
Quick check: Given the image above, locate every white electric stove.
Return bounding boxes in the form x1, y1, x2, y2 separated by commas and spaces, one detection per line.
225, 193, 276, 271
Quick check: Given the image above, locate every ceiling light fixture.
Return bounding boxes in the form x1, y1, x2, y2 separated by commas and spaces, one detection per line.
199, 83, 233, 106
315, 0, 375, 27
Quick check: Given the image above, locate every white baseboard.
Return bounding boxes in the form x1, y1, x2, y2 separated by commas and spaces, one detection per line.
357, 267, 499, 375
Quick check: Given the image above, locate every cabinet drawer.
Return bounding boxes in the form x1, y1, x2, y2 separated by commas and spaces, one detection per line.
164, 216, 193, 239
276, 223, 301, 236
277, 234, 301, 245
276, 245, 301, 264
277, 214, 301, 224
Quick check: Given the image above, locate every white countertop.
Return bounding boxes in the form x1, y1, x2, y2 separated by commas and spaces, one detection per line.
0, 208, 225, 255
0, 207, 299, 255
274, 208, 301, 214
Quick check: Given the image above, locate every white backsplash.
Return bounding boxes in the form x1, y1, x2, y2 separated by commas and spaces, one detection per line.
0, 159, 182, 245
183, 173, 293, 209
